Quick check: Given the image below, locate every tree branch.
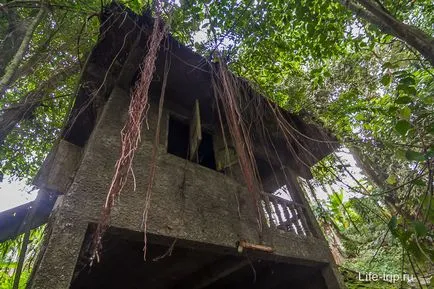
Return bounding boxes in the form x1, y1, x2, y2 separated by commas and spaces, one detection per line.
12, 230, 30, 289
1, 12, 68, 96
0, 64, 78, 145
1, 1, 46, 10
0, 5, 46, 98
0, 8, 27, 76
338, 0, 397, 36
340, 0, 434, 65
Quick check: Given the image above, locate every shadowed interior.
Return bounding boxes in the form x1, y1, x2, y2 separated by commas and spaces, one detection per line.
70, 227, 327, 289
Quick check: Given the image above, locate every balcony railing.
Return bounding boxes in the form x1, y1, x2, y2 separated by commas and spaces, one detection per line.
260, 193, 312, 237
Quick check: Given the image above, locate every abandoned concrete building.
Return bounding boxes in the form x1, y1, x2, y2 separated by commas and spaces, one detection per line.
2, 4, 345, 289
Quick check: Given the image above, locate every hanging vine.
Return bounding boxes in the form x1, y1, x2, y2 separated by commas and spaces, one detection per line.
90, 2, 168, 264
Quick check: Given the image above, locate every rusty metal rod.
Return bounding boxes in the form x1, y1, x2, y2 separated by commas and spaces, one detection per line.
237, 240, 273, 253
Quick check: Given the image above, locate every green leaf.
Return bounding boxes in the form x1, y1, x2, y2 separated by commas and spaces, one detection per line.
354, 113, 364, 121
413, 221, 427, 237
388, 216, 397, 232
405, 150, 425, 161
397, 84, 417, 95
428, 122, 434, 135
380, 74, 391, 86
407, 239, 424, 260
386, 174, 397, 185
387, 105, 398, 114
395, 96, 412, 104
398, 107, 411, 120
399, 76, 415, 86
396, 229, 412, 244
382, 62, 394, 69
396, 149, 407, 161
394, 120, 411, 136
412, 179, 425, 187
425, 147, 434, 159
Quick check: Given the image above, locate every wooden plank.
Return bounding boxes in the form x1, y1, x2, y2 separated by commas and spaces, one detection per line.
290, 204, 304, 235
268, 194, 306, 209
260, 192, 312, 235
189, 99, 202, 160
298, 207, 312, 236
215, 146, 238, 171
261, 195, 276, 228
287, 171, 322, 238
270, 198, 284, 226
280, 201, 292, 232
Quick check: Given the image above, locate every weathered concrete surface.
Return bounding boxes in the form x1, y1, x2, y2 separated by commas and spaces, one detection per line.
34, 140, 82, 194
29, 209, 88, 289
67, 86, 332, 261
30, 86, 344, 289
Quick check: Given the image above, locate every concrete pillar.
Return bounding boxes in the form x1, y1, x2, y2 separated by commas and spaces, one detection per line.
29, 209, 88, 289
322, 264, 347, 289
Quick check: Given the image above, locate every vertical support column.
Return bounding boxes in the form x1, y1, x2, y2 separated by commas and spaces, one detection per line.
261, 194, 276, 229
322, 264, 347, 289
285, 170, 323, 238
286, 169, 346, 289
29, 210, 88, 289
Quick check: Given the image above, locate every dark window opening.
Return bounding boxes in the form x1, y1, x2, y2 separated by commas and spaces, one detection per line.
167, 116, 216, 170
197, 131, 216, 170
167, 117, 190, 159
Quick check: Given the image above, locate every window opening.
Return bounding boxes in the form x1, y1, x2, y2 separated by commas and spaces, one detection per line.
167, 117, 189, 159
167, 116, 216, 170
197, 131, 216, 170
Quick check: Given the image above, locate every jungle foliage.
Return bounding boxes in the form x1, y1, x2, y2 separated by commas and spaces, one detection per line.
0, 0, 433, 288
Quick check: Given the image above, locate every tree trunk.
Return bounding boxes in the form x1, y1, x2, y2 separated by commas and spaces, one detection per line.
349, 146, 387, 190
0, 6, 46, 98
340, 0, 434, 66
349, 146, 415, 221
0, 8, 27, 76
0, 65, 78, 145
0, 27, 62, 100
12, 229, 30, 289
